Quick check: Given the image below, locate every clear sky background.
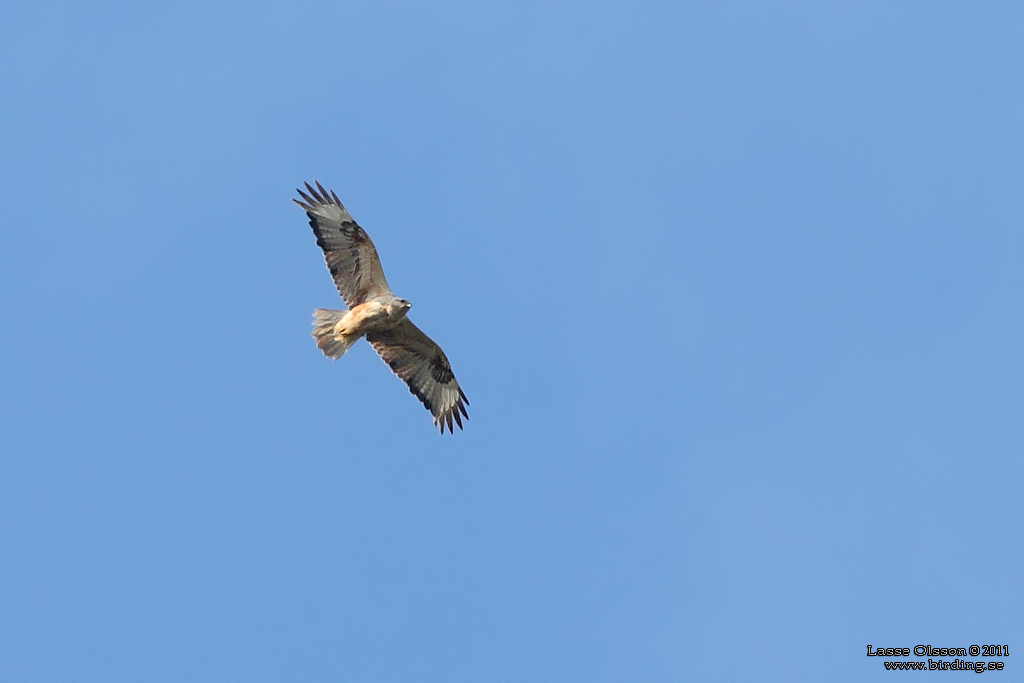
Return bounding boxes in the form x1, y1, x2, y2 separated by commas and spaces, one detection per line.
1, 1, 1021, 681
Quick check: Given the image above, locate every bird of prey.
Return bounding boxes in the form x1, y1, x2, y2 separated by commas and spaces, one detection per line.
293, 181, 469, 433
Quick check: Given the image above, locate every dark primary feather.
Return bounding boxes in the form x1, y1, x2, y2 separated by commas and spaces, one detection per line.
366, 319, 470, 434
292, 181, 392, 307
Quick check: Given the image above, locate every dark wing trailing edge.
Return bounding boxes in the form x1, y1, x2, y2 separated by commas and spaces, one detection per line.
293, 181, 392, 307
365, 319, 470, 434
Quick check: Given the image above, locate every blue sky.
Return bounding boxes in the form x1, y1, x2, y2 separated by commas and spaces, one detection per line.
1, 1, 1021, 680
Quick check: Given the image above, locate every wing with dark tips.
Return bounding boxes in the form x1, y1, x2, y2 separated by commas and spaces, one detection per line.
365, 319, 469, 434
293, 181, 392, 307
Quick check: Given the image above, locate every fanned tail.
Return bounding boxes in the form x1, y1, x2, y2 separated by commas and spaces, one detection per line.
311, 308, 360, 359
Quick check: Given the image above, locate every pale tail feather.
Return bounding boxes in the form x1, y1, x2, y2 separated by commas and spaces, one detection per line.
311, 308, 360, 359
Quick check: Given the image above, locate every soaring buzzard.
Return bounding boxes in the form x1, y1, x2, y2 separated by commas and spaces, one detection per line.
294, 181, 469, 433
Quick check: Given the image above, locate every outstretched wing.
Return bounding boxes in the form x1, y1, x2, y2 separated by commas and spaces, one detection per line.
365, 319, 470, 434
293, 181, 392, 307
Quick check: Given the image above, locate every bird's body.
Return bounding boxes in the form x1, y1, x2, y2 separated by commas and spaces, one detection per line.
294, 181, 469, 433
331, 300, 410, 337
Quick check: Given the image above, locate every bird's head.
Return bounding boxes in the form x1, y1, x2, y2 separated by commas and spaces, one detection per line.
398, 298, 412, 312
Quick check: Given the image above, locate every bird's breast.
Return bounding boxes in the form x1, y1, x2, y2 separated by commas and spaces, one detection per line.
344, 300, 408, 334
